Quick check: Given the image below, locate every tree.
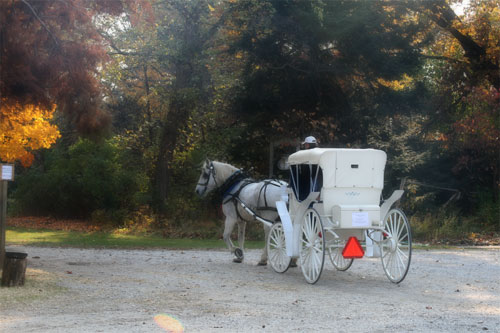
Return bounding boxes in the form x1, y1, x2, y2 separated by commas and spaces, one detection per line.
407, 0, 500, 89
0, 1, 153, 168
370, 0, 500, 226
415, 0, 499, 203
101, 0, 216, 212
0, 100, 60, 166
0, 1, 139, 130
209, 0, 429, 172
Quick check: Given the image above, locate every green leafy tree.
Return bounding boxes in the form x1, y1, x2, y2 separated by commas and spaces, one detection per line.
208, 0, 430, 172
101, 0, 218, 213
411, 0, 499, 222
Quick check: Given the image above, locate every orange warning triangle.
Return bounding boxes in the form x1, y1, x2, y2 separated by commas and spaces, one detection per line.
342, 237, 364, 259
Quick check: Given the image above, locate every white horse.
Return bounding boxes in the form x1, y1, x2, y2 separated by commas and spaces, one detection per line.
195, 159, 287, 265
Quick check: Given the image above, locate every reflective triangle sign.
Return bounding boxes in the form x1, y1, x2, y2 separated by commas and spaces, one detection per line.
342, 237, 364, 259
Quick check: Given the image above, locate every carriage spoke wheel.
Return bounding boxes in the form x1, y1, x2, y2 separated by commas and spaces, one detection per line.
267, 222, 292, 273
328, 239, 353, 271
381, 209, 412, 283
299, 208, 325, 284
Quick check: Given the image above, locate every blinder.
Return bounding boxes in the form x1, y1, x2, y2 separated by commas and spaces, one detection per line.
197, 162, 218, 194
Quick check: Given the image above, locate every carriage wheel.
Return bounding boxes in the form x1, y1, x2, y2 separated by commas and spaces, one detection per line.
299, 208, 325, 284
380, 209, 412, 283
267, 222, 292, 273
328, 239, 354, 271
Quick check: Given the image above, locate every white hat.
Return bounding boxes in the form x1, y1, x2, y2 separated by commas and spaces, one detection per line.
302, 136, 317, 144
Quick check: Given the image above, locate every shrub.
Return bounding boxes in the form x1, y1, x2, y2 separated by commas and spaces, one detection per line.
12, 138, 144, 223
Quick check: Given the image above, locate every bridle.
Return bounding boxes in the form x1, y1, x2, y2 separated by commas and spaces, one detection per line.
197, 161, 218, 195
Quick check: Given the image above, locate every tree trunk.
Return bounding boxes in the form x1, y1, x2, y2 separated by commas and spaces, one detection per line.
1, 252, 27, 287
153, 126, 170, 212
153, 97, 191, 213
151, 3, 209, 213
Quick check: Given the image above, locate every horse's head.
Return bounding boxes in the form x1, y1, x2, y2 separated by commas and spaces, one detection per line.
195, 159, 218, 197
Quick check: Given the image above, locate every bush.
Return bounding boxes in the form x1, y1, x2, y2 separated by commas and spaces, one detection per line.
12, 138, 145, 223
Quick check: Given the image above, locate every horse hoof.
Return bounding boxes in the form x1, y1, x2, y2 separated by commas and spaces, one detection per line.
290, 259, 298, 268
234, 248, 244, 260
257, 261, 267, 266
233, 258, 243, 263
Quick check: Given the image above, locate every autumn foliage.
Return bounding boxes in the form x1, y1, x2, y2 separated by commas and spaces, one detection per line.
0, 99, 60, 166
0, 0, 122, 131
0, 0, 149, 166
1, 0, 497, 234
444, 87, 500, 191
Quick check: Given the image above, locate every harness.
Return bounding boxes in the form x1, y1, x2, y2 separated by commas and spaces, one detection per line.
198, 162, 282, 224
219, 170, 250, 201
223, 176, 282, 223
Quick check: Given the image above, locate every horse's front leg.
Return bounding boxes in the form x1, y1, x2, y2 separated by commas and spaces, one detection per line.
234, 220, 246, 263
223, 216, 238, 259
257, 223, 271, 266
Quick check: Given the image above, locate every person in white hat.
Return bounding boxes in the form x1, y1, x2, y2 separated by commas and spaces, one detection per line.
302, 136, 318, 150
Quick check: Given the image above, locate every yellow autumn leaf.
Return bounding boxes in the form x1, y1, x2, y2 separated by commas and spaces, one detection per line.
0, 99, 61, 167
377, 74, 414, 91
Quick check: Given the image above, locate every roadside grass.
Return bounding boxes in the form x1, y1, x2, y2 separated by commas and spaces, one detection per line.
6, 226, 265, 249
6, 226, 475, 252
0, 268, 65, 311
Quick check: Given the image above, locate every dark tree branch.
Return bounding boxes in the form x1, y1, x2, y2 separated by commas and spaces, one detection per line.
420, 1, 500, 88
21, 0, 59, 46
420, 54, 467, 64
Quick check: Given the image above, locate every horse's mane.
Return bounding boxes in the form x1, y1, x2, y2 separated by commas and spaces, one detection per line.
211, 161, 239, 183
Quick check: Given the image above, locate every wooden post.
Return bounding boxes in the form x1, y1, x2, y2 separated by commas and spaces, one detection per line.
269, 141, 274, 178
1, 252, 27, 287
0, 181, 6, 271
0, 164, 15, 275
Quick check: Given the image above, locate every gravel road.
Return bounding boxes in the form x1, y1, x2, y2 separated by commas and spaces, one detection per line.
0, 246, 499, 332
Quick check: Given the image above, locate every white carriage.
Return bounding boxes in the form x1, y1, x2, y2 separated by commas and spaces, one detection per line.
267, 148, 412, 284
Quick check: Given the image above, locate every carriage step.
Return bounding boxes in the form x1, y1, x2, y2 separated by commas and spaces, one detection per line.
323, 217, 339, 230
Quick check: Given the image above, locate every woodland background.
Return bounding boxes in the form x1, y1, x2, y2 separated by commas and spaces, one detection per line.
1, 0, 498, 242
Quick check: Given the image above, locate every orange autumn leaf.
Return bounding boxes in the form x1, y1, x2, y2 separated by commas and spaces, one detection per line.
0, 100, 61, 167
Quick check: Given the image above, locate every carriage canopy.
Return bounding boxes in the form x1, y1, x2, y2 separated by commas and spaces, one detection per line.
288, 148, 387, 190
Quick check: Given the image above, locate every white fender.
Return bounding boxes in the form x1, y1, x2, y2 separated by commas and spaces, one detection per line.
276, 201, 294, 257
365, 190, 404, 258
291, 192, 319, 257
380, 190, 404, 221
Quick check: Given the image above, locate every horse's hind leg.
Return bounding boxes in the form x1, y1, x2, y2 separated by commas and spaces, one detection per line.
258, 224, 270, 266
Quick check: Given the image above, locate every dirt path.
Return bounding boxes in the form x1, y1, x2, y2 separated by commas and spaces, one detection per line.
1, 246, 499, 332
